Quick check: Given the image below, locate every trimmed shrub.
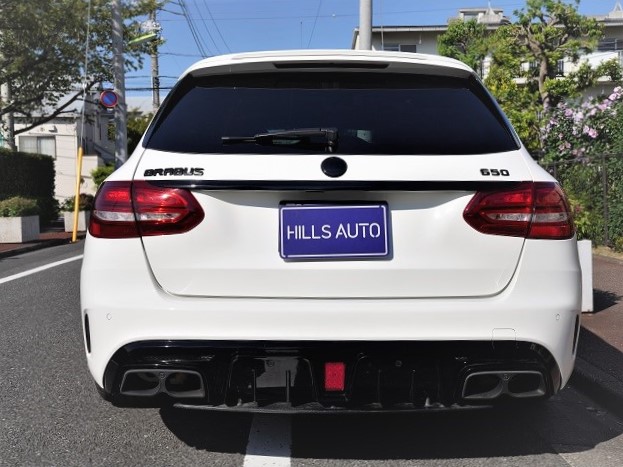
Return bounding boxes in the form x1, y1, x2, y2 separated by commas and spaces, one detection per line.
0, 197, 39, 217
0, 148, 57, 224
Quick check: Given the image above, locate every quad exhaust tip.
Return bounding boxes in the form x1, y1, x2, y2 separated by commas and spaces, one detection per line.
461, 370, 546, 401
120, 369, 205, 398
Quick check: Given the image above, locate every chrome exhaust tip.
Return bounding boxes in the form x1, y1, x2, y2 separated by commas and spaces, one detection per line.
120, 369, 205, 398
462, 370, 546, 401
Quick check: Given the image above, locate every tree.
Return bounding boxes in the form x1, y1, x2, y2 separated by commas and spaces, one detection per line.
483, 25, 543, 152
511, 0, 603, 110
437, 19, 489, 74
127, 110, 153, 154
438, 0, 608, 152
0, 0, 158, 140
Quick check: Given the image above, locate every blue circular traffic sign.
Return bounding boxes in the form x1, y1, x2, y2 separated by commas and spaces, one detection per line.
100, 90, 119, 109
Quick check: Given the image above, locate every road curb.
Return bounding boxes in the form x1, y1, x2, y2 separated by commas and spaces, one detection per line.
570, 356, 623, 419
0, 237, 82, 260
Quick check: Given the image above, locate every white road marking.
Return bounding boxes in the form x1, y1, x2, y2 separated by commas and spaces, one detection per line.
243, 414, 292, 467
0, 255, 83, 286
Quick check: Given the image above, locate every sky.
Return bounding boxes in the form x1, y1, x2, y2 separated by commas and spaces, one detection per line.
125, 0, 623, 105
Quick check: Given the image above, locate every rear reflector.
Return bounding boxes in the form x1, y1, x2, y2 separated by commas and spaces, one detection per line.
463, 182, 574, 240
324, 362, 346, 392
89, 181, 204, 238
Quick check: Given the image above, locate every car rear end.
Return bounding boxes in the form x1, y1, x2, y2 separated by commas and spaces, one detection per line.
81, 50, 581, 411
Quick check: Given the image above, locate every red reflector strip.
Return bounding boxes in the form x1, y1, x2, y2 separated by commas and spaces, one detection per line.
324, 362, 346, 392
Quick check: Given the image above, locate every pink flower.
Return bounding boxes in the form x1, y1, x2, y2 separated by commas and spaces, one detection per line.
582, 126, 598, 138
564, 108, 574, 117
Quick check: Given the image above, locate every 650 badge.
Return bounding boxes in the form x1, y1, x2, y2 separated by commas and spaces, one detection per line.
279, 204, 390, 260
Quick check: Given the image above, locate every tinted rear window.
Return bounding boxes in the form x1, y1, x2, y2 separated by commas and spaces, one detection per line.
145, 72, 519, 155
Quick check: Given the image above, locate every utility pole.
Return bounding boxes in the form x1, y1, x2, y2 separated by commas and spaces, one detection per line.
149, 9, 161, 112
359, 0, 372, 50
112, 0, 128, 167
1, 82, 16, 151
1, 28, 16, 151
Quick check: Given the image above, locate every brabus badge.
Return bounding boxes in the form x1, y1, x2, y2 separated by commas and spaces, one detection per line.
144, 168, 205, 177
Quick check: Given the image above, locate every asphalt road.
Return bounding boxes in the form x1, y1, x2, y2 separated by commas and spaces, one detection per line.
1, 242, 623, 466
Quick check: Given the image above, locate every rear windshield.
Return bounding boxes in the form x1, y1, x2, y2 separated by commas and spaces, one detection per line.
145, 72, 519, 155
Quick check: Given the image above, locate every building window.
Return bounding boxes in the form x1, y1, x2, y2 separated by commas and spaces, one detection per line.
383, 43, 400, 52
19, 136, 56, 158
556, 59, 565, 76
598, 38, 620, 52
399, 44, 418, 53
383, 44, 417, 53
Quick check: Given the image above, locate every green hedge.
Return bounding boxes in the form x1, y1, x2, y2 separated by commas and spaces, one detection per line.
543, 155, 623, 248
0, 148, 57, 224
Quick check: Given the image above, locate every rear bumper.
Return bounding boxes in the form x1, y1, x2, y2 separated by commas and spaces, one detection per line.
99, 340, 560, 411
81, 235, 582, 408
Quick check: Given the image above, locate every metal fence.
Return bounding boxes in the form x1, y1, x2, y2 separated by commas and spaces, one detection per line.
539, 153, 623, 247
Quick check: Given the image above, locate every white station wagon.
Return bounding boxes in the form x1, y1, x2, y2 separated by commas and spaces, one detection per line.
81, 50, 581, 411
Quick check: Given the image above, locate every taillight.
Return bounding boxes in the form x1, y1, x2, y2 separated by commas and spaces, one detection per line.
463, 182, 574, 240
89, 181, 204, 238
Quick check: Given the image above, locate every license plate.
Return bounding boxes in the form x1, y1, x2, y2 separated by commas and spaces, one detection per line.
279, 204, 390, 260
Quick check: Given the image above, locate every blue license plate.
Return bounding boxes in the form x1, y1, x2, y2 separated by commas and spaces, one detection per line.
279, 204, 390, 260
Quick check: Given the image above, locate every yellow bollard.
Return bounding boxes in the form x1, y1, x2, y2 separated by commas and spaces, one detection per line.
71, 146, 84, 243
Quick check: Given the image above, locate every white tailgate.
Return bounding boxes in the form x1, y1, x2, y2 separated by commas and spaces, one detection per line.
135, 150, 533, 298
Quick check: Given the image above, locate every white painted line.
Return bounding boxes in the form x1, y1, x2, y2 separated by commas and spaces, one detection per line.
0, 255, 83, 286
243, 414, 292, 467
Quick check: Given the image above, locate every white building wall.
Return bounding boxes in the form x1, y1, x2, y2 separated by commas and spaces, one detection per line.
15, 118, 100, 203
371, 31, 441, 55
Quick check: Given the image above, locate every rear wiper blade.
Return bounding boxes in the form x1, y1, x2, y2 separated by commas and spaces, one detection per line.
222, 128, 338, 153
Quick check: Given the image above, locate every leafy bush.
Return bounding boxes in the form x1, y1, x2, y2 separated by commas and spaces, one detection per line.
614, 236, 623, 253
91, 165, 115, 188
541, 87, 623, 246
127, 111, 153, 154
543, 87, 623, 161
60, 194, 95, 212
0, 197, 39, 217
567, 195, 601, 241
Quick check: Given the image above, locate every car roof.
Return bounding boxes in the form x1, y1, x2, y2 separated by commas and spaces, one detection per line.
181, 49, 475, 80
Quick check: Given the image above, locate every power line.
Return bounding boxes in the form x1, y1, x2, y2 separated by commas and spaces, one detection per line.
202, 0, 231, 53
307, 0, 323, 49
158, 3, 525, 23
126, 87, 174, 91
194, 0, 222, 54
178, 0, 210, 57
